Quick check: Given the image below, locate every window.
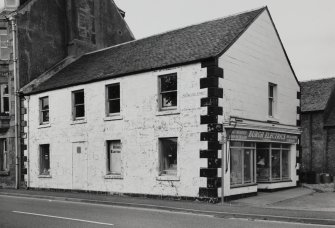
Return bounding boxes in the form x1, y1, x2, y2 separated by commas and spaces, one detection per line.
72, 90, 85, 119
39, 144, 50, 175
0, 84, 9, 114
159, 74, 177, 110
0, 139, 8, 172
230, 141, 256, 186
256, 143, 290, 182
0, 29, 9, 60
159, 138, 177, 176
107, 140, 122, 175
106, 83, 120, 115
268, 83, 277, 117
39, 96, 49, 124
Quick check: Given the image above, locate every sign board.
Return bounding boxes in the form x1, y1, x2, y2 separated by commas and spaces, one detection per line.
230, 129, 299, 144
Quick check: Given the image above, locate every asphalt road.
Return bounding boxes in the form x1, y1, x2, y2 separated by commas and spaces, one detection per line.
0, 195, 333, 228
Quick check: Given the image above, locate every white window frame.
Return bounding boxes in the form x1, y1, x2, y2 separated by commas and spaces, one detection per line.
72, 89, 85, 120
106, 83, 121, 116
158, 137, 178, 176
39, 144, 50, 176
268, 83, 277, 117
0, 139, 8, 172
0, 29, 9, 60
39, 96, 49, 125
158, 73, 178, 111
106, 140, 122, 176
0, 84, 9, 114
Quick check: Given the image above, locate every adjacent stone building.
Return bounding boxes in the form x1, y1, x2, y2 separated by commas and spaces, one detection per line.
0, 0, 134, 188
21, 7, 301, 201
301, 77, 335, 176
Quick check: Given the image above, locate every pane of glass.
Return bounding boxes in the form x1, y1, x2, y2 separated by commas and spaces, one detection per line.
230, 148, 242, 185
40, 145, 50, 175
269, 98, 273, 116
271, 149, 281, 179
0, 141, 3, 171
110, 141, 121, 174
161, 74, 177, 92
109, 100, 120, 113
272, 143, 281, 149
3, 97, 9, 112
282, 150, 289, 179
269, 84, 274, 97
42, 111, 49, 122
160, 138, 177, 175
41, 97, 49, 110
0, 48, 10, 60
74, 91, 84, 105
75, 105, 85, 118
282, 144, 291, 149
4, 85, 8, 94
244, 149, 252, 183
108, 84, 120, 99
230, 141, 243, 147
244, 142, 255, 148
162, 92, 177, 107
256, 149, 270, 181
257, 143, 269, 149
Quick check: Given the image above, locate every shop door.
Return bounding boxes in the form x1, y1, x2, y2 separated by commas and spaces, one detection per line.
72, 142, 88, 190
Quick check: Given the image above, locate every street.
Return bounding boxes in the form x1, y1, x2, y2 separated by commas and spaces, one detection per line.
0, 195, 333, 228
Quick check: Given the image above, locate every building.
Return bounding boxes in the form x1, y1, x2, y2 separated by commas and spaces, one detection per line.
301, 77, 335, 177
21, 7, 301, 201
0, 0, 134, 188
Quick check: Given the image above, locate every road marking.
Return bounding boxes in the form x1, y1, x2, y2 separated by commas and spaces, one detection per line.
12, 211, 114, 226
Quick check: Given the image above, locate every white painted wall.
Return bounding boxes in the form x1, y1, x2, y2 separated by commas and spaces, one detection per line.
220, 10, 300, 125
26, 63, 208, 197
219, 10, 300, 196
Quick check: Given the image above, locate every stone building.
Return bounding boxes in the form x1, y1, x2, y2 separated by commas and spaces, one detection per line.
301, 77, 335, 176
21, 7, 301, 201
0, 0, 134, 188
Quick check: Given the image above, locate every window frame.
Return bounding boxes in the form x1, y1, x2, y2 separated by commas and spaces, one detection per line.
268, 83, 277, 117
0, 84, 9, 114
158, 137, 178, 176
72, 89, 85, 120
39, 96, 49, 125
230, 141, 256, 187
106, 140, 122, 176
106, 83, 121, 116
0, 139, 8, 172
0, 29, 9, 60
39, 144, 50, 176
158, 73, 178, 111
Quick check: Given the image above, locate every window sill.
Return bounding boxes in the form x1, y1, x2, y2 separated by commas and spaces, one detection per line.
156, 175, 180, 181
156, 109, 180, 116
38, 123, 51, 129
104, 115, 123, 121
267, 116, 279, 124
104, 174, 123, 179
0, 170, 9, 176
230, 183, 257, 189
38, 175, 52, 178
70, 119, 87, 125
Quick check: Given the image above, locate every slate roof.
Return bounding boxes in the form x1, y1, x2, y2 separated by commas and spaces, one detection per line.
301, 77, 335, 112
22, 7, 266, 95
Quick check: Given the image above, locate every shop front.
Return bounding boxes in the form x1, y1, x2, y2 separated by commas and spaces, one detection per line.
224, 128, 299, 197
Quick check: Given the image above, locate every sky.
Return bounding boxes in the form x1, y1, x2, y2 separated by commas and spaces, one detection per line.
114, 0, 335, 81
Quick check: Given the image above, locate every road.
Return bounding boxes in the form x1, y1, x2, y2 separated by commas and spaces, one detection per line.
0, 195, 333, 228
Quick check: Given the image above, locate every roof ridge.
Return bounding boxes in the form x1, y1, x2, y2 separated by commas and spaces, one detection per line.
84, 6, 266, 56
301, 77, 335, 83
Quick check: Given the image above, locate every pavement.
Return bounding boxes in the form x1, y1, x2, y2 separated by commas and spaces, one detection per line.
0, 186, 335, 226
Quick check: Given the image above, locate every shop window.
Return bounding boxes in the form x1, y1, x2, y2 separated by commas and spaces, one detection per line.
72, 90, 85, 119
159, 138, 177, 176
0, 139, 8, 172
39, 96, 49, 124
0, 84, 9, 115
159, 74, 177, 110
106, 83, 120, 115
40, 144, 50, 175
230, 142, 256, 186
256, 143, 290, 182
268, 83, 277, 117
107, 140, 122, 175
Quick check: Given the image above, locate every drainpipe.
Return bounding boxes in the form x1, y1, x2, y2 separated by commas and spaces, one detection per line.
9, 16, 19, 189
26, 95, 30, 188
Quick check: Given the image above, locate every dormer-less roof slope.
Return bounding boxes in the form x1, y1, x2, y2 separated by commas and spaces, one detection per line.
301, 77, 335, 112
22, 7, 266, 95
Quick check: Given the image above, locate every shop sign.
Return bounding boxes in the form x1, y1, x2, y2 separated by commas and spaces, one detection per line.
230, 129, 299, 144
